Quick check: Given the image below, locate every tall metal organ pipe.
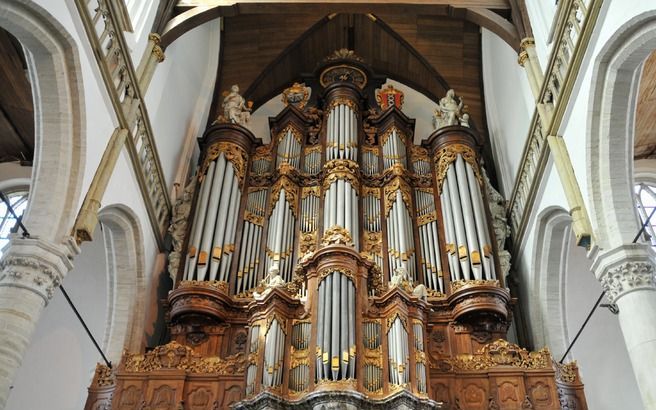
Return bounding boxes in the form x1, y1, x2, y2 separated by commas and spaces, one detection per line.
315, 271, 356, 381
434, 141, 497, 283
184, 143, 245, 282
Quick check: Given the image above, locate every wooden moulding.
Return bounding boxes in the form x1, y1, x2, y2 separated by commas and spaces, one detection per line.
447, 281, 511, 324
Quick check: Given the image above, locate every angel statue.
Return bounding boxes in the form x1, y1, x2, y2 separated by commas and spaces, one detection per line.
432, 89, 470, 130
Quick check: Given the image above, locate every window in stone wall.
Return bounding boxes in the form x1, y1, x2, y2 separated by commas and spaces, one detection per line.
635, 182, 656, 246
0, 189, 28, 257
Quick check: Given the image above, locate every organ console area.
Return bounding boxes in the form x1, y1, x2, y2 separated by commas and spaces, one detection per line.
85, 50, 588, 410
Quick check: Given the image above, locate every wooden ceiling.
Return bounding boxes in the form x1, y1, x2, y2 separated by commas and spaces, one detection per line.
0, 27, 33, 164
635, 50, 656, 160
210, 12, 488, 135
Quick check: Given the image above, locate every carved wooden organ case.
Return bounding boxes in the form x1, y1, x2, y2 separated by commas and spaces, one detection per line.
86, 53, 588, 410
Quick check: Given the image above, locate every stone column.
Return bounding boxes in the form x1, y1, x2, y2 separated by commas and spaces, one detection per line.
592, 244, 656, 409
0, 237, 76, 408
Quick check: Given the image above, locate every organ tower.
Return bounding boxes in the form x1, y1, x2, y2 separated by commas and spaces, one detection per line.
85, 50, 588, 410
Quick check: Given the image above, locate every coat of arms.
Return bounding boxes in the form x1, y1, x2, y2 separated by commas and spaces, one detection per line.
375, 84, 404, 110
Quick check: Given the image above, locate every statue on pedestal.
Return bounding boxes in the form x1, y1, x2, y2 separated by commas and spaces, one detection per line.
213, 84, 252, 126
433, 89, 470, 130
253, 265, 285, 299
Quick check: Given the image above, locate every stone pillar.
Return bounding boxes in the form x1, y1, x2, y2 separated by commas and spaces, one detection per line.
592, 244, 656, 409
0, 237, 76, 408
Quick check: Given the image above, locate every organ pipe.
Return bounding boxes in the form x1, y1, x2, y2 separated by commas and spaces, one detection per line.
435, 143, 496, 282
316, 270, 355, 381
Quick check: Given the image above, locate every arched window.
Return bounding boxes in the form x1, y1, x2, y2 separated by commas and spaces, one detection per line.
0, 189, 28, 257
634, 181, 656, 246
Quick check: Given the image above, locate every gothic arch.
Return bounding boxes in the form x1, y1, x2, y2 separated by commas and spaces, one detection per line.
528, 206, 571, 359
587, 11, 656, 250
98, 205, 146, 360
0, 0, 85, 244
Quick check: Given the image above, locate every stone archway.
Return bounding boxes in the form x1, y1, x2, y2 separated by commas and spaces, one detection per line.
587, 11, 656, 409
0, 1, 85, 407
528, 206, 571, 359
587, 10, 656, 250
98, 205, 146, 361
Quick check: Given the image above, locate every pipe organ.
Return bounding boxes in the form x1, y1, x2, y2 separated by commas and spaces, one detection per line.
88, 51, 588, 410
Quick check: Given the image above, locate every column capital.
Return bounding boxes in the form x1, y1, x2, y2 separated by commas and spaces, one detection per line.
0, 236, 78, 304
591, 243, 656, 303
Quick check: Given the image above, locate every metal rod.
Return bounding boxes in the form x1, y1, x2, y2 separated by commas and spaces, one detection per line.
560, 205, 656, 363
60, 285, 112, 368
559, 291, 604, 363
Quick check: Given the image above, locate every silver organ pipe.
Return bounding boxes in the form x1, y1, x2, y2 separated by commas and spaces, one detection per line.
289, 322, 311, 392
246, 325, 260, 395
361, 147, 380, 176
176, 82, 511, 405
264, 186, 297, 282
385, 187, 416, 281
185, 146, 245, 282
327, 103, 358, 162
387, 315, 409, 385
276, 127, 301, 169
237, 189, 266, 293
413, 320, 427, 394
262, 318, 286, 388
415, 188, 444, 292
363, 321, 382, 393
382, 128, 407, 169
304, 146, 322, 174
439, 151, 496, 282
316, 271, 356, 381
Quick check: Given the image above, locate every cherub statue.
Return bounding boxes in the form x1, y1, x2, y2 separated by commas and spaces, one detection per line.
433, 89, 469, 130
216, 84, 252, 126
253, 265, 285, 299
389, 266, 410, 289
412, 283, 428, 302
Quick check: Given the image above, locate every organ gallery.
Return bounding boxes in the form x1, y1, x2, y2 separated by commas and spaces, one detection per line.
85, 50, 588, 409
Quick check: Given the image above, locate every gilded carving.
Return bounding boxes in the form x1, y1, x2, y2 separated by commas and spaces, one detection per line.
386, 312, 408, 332
554, 360, 580, 384
447, 340, 551, 371
201, 142, 248, 186
380, 126, 406, 147
269, 176, 299, 217
384, 176, 413, 216
320, 65, 367, 89
434, 143, 480, 192
91, 363, 114, 387
318, 266, 355, 282
177, 280, 229, 293
450, 279, 500, 292
122, 341, 247, 374
321, 226, 354, 247
282, 82, 311, 109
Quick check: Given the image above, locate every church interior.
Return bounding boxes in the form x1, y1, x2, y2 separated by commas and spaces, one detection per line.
0, 1, 655, 409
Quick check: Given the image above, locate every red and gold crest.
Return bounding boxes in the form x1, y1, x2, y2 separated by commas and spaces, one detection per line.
375, 84, 404, 110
